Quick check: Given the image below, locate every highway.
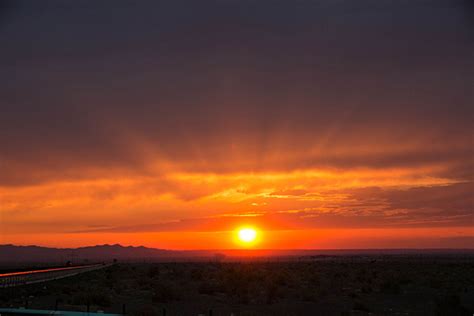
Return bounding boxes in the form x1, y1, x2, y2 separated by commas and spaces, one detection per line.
0, 264, 112, 288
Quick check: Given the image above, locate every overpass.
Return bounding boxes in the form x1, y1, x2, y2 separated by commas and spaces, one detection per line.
0, 264, 112, 288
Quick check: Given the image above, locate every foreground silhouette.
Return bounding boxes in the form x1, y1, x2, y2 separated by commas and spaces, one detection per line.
1, 254, 472, 315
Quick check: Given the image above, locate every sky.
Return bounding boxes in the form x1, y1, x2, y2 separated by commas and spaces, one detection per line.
0, 0, 473, 249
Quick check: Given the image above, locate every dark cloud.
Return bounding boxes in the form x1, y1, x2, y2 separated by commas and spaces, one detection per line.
0, 0, 18, 26
342, 182, 474, 226
0, 0, 472, 184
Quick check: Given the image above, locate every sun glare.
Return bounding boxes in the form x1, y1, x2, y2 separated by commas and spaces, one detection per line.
238, 227, 257, 243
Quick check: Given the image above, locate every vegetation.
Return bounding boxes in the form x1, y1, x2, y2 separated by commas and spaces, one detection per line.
0, 256, 473, 315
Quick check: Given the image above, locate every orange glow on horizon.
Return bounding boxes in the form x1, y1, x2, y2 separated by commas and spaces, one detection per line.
2, 227, 473, 250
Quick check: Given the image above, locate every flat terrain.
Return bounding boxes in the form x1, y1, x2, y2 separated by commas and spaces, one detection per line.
1, 256, 473, 315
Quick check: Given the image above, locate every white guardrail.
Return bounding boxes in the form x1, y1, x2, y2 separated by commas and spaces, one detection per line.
0, 264, 112, 288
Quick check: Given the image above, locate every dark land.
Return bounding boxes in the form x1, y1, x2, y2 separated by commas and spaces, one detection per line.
1, 246, 473, 315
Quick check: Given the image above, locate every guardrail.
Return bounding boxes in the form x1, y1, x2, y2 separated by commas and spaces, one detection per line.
0, 308, 123, 315
0, 264, 112, 288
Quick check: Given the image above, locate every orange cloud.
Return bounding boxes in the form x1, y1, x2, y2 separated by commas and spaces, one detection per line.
1, 162, 471, 249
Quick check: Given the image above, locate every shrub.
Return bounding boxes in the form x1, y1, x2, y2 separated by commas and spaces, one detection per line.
353, 300, 370, 312
380, 279, 401, 295
434, 294, 470, 316
152, 282, 180, 303
72, 290, 111, 307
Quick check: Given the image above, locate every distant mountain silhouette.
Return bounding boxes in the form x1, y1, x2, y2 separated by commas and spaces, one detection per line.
1, 244, 472, 266
0, 244, 176, 264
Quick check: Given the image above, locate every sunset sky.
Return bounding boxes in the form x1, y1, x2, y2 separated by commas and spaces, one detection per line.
0, 1, 473, 249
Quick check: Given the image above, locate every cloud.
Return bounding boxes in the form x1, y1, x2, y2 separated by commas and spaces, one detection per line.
1, 1, 472, 184
0, 1, 472, 247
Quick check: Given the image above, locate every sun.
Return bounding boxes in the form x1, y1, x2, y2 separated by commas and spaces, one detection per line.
237, 227, 257, 243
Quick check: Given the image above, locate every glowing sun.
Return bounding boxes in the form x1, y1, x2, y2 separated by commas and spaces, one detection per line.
238, 227, 257, 243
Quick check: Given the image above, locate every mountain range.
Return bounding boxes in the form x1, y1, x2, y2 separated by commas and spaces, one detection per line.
1, 244, 473, 266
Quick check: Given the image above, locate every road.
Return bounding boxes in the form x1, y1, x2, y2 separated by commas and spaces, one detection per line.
0, 264, 112, 288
